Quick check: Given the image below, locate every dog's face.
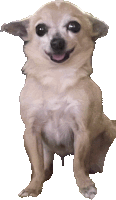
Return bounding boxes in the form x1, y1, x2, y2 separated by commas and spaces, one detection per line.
1, 1, 108, 67
29, 2, 94, 65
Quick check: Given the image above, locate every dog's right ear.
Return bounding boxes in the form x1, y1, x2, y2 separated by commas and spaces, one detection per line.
1, 18, 30, 41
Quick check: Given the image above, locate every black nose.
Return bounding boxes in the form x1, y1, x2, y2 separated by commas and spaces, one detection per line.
51, 38, 65, 52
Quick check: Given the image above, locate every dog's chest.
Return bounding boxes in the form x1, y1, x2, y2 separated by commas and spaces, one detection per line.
41, 94, 79, 155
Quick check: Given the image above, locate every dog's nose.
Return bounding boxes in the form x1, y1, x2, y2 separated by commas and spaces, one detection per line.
51, 38, 65, 52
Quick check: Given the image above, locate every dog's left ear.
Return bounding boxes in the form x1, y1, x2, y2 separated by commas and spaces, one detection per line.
1, 18, 30, 41
86, 14, 109, 41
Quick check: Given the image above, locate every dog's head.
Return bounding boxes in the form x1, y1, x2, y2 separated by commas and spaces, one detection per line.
1, 0, 108, 67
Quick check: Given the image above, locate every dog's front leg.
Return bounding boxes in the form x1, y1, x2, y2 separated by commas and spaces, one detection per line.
73, 129, 97, 199
19, 126, 44, 198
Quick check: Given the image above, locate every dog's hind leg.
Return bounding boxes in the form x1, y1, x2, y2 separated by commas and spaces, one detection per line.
111, 120, 116, 127
89, 119, 116, 174
104, 115, 116, 141
89, 132, 112, 174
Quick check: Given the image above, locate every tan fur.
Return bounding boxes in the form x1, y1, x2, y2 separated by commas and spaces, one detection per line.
1, 1, 116, 199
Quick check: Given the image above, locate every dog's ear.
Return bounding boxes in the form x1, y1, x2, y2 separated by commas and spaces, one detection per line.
1, 18, 30, 41
86, 14, 109, 41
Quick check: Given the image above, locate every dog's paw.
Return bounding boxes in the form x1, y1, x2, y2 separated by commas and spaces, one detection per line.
18, 188, 42, 198
18, 179, 42, 198
80, 185, 97, 199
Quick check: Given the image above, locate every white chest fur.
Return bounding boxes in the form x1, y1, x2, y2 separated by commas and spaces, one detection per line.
41, 94, 80, 155
20, 79, 82, 156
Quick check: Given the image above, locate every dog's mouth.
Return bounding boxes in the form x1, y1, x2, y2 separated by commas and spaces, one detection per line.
45, 47, 74, 63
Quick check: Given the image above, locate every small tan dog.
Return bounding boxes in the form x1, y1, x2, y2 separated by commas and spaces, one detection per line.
1, 0, 116, 199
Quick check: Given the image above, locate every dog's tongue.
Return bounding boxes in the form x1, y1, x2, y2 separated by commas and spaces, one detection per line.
52, 54, 65, 61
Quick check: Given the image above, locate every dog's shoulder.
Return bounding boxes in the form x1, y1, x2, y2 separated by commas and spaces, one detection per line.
70, 77, 102, 105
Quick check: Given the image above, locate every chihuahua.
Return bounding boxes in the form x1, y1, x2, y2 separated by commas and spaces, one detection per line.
1, 0, 116, 199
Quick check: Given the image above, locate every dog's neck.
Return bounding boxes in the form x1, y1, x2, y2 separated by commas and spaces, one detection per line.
23, 58, 92, 93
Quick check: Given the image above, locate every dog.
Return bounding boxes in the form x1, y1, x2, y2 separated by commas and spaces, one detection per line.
1, 0, 116, 199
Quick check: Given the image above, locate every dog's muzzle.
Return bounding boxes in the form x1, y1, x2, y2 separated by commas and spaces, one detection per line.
45, 37, 74, 63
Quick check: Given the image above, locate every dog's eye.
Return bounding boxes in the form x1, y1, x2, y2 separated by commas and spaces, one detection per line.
67, 21, 81, 33
36, 23, 48, 37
